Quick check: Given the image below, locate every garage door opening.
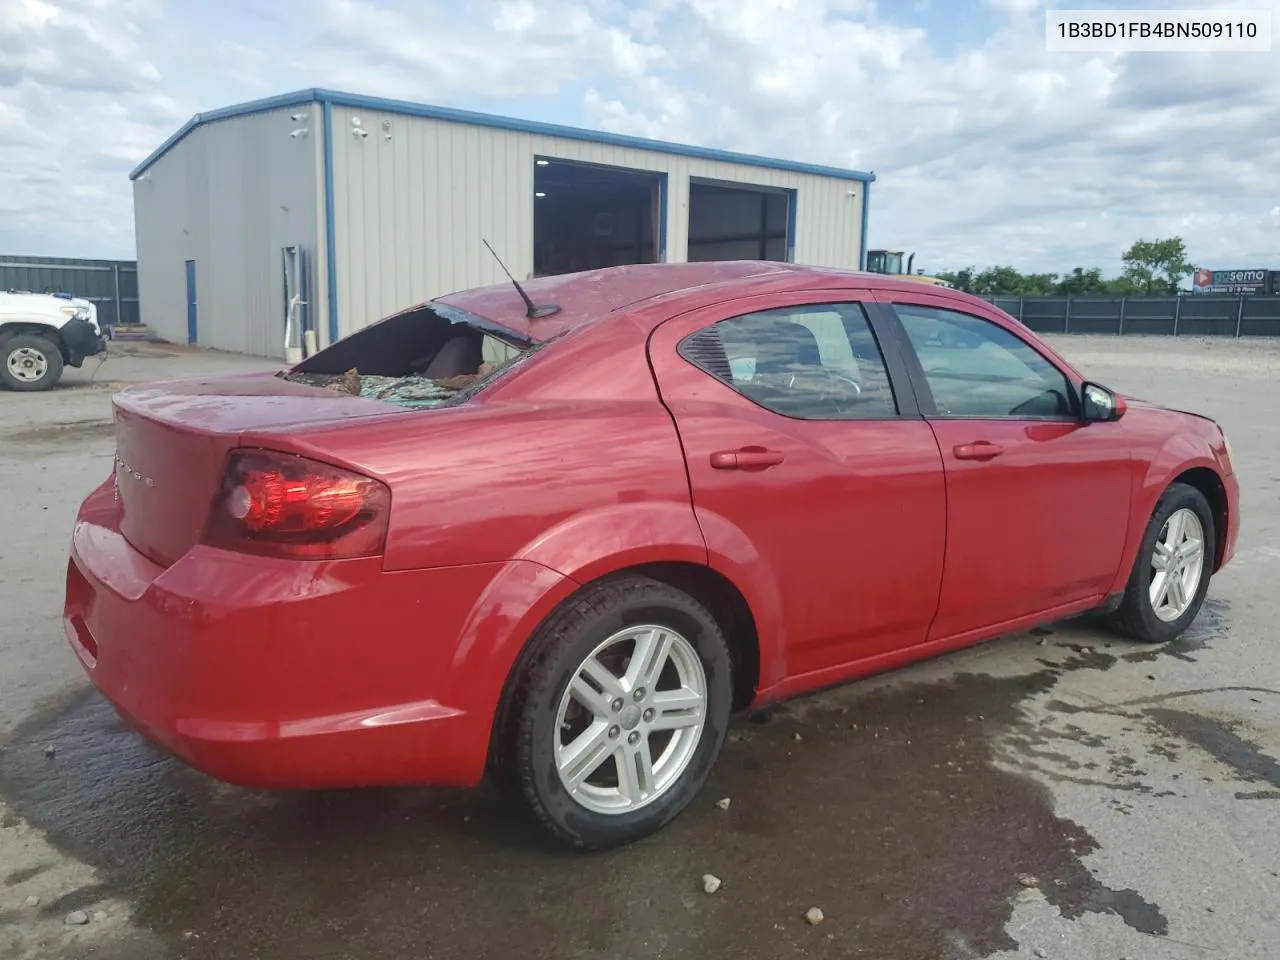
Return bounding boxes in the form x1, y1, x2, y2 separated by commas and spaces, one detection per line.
688, 181, 792, 263
533, 158, 665, 277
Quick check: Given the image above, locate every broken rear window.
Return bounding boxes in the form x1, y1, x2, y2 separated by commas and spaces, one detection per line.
281, 302, 532, 410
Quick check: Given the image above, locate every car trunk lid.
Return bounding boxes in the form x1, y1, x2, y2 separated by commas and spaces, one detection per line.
113, 302, 533, 568
113, 373, 406, 568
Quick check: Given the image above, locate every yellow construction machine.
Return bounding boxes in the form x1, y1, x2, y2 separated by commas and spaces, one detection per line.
865, 250, 952, 287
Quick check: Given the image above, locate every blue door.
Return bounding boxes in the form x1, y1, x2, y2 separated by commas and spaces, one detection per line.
184, 260, 197, 344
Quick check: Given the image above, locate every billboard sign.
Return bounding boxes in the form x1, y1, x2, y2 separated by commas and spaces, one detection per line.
1191, 267, 1269, 295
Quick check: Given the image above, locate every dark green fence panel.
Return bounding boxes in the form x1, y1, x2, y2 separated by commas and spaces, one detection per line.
1020, 297, 1069, 333
1, 255, 140, 327
983, 294, 1280, 337
1119, 298, 1177, 336
1065, 298, 1122, 335
1239, 298, 1280, 337
1176, 297, 1239, 336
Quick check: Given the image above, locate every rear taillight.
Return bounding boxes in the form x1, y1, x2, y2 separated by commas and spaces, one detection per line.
204, 449, 390, 560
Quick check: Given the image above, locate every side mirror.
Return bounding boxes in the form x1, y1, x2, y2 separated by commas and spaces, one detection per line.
1081, 382, 1126, 422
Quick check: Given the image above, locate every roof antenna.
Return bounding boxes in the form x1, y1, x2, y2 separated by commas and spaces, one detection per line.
482, 239, 560, 319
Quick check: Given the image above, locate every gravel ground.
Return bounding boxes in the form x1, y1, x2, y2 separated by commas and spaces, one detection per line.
1, 333, 1278, 960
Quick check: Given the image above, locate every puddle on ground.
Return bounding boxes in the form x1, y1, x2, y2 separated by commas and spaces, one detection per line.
0, 636, 1185, 960
1023, 596, 1228, 675
1120, 596, 1228, 663
1147, 708, 1280, 792
1004, 599, 1280, 829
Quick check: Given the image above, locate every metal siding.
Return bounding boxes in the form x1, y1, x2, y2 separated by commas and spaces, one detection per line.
133, 143, 190, 345
132, 104, 320, 357
377, 114, 396, 319
132, 88, 873, 185
329, 108, 867, 334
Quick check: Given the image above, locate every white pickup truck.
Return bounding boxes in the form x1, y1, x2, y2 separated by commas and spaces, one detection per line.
0, 291, 107, 391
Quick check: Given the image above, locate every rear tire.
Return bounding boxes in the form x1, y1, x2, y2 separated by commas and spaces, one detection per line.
496, 575, 732, 850
1, 335, 63, 391
1111, 482, 1215, 643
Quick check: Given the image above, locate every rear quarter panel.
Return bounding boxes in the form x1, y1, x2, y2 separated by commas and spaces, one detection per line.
244, 314, 707, 578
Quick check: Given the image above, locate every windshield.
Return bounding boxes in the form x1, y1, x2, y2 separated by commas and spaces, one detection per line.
867, 251, 904, 275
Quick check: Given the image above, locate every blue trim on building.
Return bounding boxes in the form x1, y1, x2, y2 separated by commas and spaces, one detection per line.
858, 181, 871, 271
298, 245, 310, 345
784, 188, 798, 263
658, 172, 669, 262
130, 118, 197, 180
322, 100, 339, 345
130, 87, 876, 185
129, 89, 322, 180
281, 248, 288, 342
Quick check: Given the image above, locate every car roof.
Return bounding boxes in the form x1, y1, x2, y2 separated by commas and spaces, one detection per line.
432, 261, 1000, 342
433, 262, 789, 340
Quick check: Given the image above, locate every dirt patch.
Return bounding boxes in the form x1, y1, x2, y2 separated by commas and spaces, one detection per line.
49, 379, 133, 392
4, 863, 51, 886
1, 419, 115, 446
100, 348, 178, 361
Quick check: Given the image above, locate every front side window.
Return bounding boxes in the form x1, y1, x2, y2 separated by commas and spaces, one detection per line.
678, 302, 898, 420
893, 305, 1076, 419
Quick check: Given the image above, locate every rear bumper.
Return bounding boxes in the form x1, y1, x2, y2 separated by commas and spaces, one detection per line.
63, 481, 559, 790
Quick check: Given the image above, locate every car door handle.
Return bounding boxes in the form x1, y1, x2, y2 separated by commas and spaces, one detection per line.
710, 448, 786, 470
953, 441, 1004, 461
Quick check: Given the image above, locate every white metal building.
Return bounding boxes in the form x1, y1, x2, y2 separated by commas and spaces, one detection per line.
130, 88, 875, 359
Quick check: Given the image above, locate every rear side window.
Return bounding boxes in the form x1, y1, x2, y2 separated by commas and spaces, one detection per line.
678, 302, 898, 420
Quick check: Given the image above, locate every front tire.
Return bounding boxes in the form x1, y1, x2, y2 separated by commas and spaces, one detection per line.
497, 575, 732, 850
1, 335, 63, 391
1112, 482, 1215, 643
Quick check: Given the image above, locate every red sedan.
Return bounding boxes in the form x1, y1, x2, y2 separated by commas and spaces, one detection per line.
64, 262, 1239, 849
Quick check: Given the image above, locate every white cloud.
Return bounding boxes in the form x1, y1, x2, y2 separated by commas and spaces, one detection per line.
0, 0, 174, 256
983, 0, 1042, 14
307, 0, 666, 100
1, 0, 1277, 276
574, 0, 1280, 273
0, 0, 161, 91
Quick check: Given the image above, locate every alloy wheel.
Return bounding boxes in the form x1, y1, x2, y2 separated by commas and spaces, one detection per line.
554, 624, 707, 815
1149, 506, 1205, 622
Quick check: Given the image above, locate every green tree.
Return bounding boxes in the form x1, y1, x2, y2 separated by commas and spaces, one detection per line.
971, 266, 1028, 295
1102, 275, 1143, 296
935, 267, 975, 293
1023, 273, 1058, 295
933, 237, 1196, 297
1120, 237, 1193, 295
1054, 267, 1104, 296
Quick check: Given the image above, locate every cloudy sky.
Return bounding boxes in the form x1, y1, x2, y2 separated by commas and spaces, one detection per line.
1, 0, 1277, 276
